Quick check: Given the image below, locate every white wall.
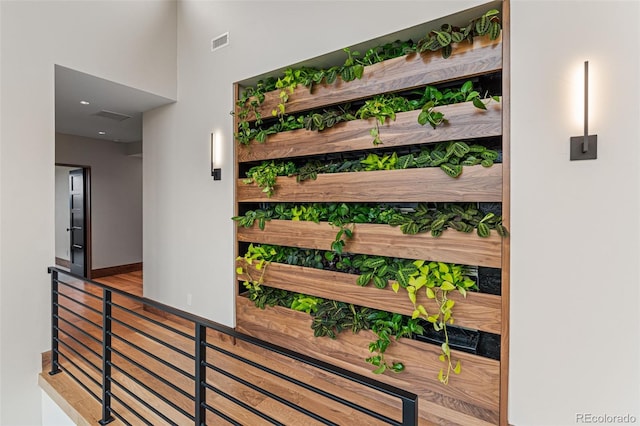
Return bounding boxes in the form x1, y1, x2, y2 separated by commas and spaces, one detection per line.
54, 166, 75, 261
510, 1, 639, 424
143, 0, 488, 326
0, 1, 177, 424
41, 392, 73, 426
56, 134, 143, 269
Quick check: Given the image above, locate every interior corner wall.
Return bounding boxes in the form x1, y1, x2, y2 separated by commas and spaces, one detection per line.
0, 1, 177, 424
142, 0, 488, 325
56, 134, 143, 269
509, 1, 640, 425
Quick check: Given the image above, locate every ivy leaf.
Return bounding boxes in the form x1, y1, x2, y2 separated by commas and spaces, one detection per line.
391, 282, 400, 293
472, 97, 487, 110
372, 364, 386, 374
353, 64, 365, 80
426, 287, 436, 299
453, 360, 462, 374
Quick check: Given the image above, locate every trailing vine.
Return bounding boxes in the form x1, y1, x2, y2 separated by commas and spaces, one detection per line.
234, 9, 502, 145
232, 202, 508, 242
241, 139, 500, 197
236, 80, 499, 146
236, 243, 479, 381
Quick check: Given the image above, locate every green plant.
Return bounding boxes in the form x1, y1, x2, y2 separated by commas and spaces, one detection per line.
243, 161, 296, 197
416, 9, 502, 59
234, 8, 503, 146
416, 81, 500, 129
366, 311, 424, 374
310, 299, 417, 375
233, 202, 508, 244
291, 294, 323, 314
394, 261, 476, 384
355, 95, 415, 145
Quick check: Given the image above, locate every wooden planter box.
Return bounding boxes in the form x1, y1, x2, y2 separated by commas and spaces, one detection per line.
237, 101, 502, 162
237, 220, 502, 268
236, 296, 500, 425
237, 164, 502, 203
237, 261, 501, 334
238, 37, 502, 122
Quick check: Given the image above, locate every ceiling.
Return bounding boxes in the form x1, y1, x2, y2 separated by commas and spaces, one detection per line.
55, 65, 175, 143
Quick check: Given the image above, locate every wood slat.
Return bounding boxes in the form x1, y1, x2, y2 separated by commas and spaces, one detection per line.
237, 220, 502, 268
237, 164, 503, 203
238, 261, 501, 334
237, 101, 502, 162
239, 37, 502, 122
236, 296, 500, 423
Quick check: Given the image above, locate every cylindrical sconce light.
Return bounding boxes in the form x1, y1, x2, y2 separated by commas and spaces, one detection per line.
570, 61, 597, 161
211, 132, 221, 180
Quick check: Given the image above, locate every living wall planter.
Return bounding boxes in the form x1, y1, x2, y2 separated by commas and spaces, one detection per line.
237, 164, 502, 203
238, 37, 502, 122
237, 101, 502, 162
237, 261, 501, 334
234, 6, 509, 423
237, 220, 502, 268
236, 296, 500, 425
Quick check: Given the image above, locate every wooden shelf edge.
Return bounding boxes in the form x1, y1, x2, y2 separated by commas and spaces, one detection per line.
238, 37, 503, 121
237, 220, 503, 268
237, 164, 503, 203
237, 101, 502, 162
237, 261, 501, 334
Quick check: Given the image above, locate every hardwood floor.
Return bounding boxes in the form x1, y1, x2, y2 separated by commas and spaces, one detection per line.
40, 271, 410, 425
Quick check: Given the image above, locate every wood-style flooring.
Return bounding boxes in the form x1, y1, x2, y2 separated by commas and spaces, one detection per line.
40, 271, 407, 426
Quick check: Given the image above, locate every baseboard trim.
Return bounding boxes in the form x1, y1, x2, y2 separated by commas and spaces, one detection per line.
143, 304, 194, 328
55, 257, 70, 269
91, 262, 142, 278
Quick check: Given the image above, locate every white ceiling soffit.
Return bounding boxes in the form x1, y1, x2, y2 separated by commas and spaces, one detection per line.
55, 65, 175, 143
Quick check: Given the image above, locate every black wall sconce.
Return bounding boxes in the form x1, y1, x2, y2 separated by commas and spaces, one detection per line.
570, 61, 597, 161
211, 132, 221, 180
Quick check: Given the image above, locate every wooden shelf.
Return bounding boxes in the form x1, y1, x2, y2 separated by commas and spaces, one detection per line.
237, 164, 502, 203
237, 220, 503, 268
237, 101, 502, 163
236, 296, 500, 424
238, 261, 501, 334
238, 37, 502, 122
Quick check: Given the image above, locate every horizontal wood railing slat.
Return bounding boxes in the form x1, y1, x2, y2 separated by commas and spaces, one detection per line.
238, 37, 502, 122
237, 101, 502, 163
237, 261, 501, 334
237, 220, 503, 268
237, 164, 503, 203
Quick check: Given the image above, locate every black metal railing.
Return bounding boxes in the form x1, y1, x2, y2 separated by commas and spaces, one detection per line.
47, 267, 418, 425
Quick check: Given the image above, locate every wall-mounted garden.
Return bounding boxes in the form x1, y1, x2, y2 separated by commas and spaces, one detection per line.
232, 4, 509, 424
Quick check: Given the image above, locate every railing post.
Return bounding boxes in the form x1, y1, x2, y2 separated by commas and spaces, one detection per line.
194, 324, 207, 426
99, 289, 114, 425
48, 268, 61, 375
402, 396, 418, 426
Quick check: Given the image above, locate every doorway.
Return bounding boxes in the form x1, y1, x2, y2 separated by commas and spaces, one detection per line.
55, 164, 92, 279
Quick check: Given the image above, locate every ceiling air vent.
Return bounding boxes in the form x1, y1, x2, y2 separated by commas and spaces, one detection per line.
211, 32, 229, 52
93, 110, 131, 122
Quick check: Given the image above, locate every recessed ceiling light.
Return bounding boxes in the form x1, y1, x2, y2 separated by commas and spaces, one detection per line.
98, 131, 106, 135
80, 100, 90, 105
